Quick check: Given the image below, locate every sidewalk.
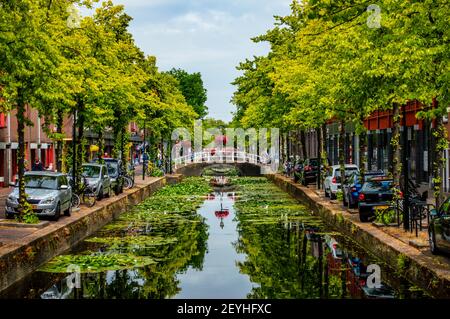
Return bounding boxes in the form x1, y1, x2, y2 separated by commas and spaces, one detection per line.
0, 176, 158, 246
271, 174, 450, 298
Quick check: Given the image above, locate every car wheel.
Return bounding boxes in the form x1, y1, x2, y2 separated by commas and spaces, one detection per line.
343, 193, 348, 207
429, 229, 439, 255
330, 192, 336, 200
348, 196, 356, 208
97, 187, 103, 200
52, 203, 61, 221
5, 213, 14, 220
64, 203, 72, 217
359, 212, 369, 222
324, 188, 329, 198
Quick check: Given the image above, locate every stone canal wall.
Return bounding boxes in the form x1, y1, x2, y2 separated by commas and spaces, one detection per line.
268, 174, 450, 298
0, 176, 175, 293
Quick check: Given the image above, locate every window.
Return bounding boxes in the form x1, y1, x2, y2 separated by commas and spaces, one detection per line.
23, 175, 58, 190
82, 165, 101, 178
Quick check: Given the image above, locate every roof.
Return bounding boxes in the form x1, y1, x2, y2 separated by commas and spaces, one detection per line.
82, 163, 105, 168
25, 171, 66, 177
330, 164, 359, 169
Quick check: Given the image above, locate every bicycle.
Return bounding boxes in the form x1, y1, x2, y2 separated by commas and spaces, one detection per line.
70, 175, 96, 208
123, 175, 134, 189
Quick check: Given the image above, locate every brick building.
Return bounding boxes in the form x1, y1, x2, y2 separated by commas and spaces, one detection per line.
0, 106, 142, 188
287, 101, 450, 192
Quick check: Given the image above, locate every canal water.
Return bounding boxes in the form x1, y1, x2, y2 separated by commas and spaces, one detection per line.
0, 177, 429, 299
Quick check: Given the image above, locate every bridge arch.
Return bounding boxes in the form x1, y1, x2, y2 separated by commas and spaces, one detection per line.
173, 150, 274, 177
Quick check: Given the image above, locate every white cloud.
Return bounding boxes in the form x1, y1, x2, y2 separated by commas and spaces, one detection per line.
95, 0, 293, 121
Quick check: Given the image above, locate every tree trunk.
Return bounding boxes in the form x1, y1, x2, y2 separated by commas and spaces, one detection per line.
317, 127, 322, 188
391, 103, 402, 187
300, 130, 307, 160
17, 90, 26, 218
339, 120, 346, 196
55, 109, 63, 172
432, 116, 447, 207
76, 100, 85, 193
97, 129, 104, 164
358, 115, 368, 184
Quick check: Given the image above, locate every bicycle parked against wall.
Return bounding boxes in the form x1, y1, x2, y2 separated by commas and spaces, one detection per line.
70, 175, 97, 208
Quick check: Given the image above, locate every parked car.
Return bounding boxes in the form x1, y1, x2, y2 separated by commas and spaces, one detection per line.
5, 171, 72, 221
358, 177, 394, 222
93, 158, 124, 195
429, 197, 450, 255
81, 163, 112, 200
295, 158, 320, 185
323, 164, 359, 199
342, 170, 385, 208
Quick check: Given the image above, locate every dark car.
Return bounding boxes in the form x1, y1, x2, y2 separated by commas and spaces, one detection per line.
358, 177, 394, 222
295, 158, 320, 186
98, 158, 124, 195
429, 197, 450, 255
342, 170, 385, 208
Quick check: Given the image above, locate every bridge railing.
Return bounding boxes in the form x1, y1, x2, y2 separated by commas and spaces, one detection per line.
173, 150, 271, 169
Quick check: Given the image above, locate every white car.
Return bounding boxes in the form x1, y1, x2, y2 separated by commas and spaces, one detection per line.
324, 164, 359, 199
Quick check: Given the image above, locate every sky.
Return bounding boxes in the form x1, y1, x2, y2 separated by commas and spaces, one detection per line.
84, 0, 293, 122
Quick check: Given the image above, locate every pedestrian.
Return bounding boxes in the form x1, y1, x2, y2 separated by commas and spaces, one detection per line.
32, 158, 44, 171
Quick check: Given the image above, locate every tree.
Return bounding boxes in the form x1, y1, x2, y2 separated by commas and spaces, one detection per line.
166, 68, 208, 119
0, 0, 71, 219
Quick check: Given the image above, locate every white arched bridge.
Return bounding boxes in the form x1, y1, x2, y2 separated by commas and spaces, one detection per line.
173, 149, 276, 176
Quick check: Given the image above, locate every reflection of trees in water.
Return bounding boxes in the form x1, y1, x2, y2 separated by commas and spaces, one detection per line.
43, 215, 209, 299
235, 223, 347, 299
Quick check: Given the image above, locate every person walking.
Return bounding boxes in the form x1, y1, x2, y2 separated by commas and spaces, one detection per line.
32, 158, 44, 171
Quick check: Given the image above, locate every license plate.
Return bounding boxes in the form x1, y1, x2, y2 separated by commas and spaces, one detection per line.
376, 205, 389, 210
32, 205, 38, 210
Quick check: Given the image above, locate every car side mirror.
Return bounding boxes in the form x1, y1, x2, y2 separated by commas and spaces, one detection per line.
9, 182, 16, 187
60, 185, 69, 190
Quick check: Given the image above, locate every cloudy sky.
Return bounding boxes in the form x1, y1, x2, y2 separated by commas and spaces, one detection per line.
87, 0, 292, 122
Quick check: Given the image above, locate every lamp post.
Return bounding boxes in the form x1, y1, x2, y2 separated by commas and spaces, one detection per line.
402, 105, 410, 231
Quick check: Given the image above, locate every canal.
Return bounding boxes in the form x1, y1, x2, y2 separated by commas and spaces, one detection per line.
0, 177, 429, 299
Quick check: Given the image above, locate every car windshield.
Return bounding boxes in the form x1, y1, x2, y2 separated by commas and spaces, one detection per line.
335, 168, 359, 182
82, 165, 101, 178
23, 175, 58, 190
309, 159, 319, 166
106, 163, 118, 176
363, 180, 393, 192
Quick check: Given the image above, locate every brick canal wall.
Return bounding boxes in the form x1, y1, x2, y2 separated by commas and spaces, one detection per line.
0, 176, 180, 293
268, 174, 450, 299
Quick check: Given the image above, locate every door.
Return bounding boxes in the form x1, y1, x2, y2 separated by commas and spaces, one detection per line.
58, 176, 70, 210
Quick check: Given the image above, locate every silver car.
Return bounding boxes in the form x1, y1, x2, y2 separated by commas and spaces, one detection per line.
5, 172, 73, 221
81, 163, 112, 200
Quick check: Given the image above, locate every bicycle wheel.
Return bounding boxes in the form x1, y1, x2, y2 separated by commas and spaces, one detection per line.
82, 193, 96, 208
123, 177, 133, 189
71, 194, 80, 208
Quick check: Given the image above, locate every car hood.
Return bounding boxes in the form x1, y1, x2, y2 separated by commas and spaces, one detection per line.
85, 178, 100, 185
9, 188, 59, 200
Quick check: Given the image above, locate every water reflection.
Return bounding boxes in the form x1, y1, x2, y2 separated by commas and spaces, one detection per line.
0, 178, 429, 299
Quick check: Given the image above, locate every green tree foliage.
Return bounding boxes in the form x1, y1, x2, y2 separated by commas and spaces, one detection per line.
0, 0, 200, 216
232, 0, 449, 200
167, 68, 209, 119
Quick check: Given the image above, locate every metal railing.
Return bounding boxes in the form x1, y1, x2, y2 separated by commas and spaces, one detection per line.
173, 150, 272, 169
